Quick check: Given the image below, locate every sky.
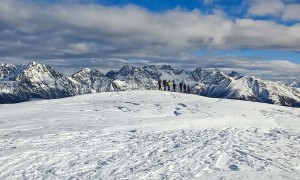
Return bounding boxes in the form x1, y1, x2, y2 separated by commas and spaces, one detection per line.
0, 0, 300, 80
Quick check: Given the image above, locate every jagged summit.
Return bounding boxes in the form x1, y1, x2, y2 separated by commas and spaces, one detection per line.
28, 61, 38, 66
118, 65, 141, 76
72, 68, 105, 78
1, 62, 300, 107
81, 67, 92, 73
0, 62, 12, 67
228, 71, 241, 78
145, 65, 159, 70
71, 67, 116, 93
161, 65, 173, 70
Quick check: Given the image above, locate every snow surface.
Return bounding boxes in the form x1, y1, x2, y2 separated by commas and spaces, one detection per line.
0, 90, 300, 179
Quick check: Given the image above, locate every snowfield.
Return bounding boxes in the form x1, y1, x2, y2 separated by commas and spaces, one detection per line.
0, 90, 300, 179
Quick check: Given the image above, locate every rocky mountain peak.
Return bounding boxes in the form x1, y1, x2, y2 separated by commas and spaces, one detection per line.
72, 68, 105, 79
211, 69, 227, 76
0, 62, 12, 67
81, 67, 92, 72
145, 65, 159, 71
229, 71, 241, 78
28, 61, 38, 66
121, 65, 135, 71
194, 67, 203, 72
161, 65, 174, 70
118, 65, 144, 77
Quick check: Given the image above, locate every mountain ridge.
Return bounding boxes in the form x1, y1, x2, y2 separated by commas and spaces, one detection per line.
1, 61, 300, 107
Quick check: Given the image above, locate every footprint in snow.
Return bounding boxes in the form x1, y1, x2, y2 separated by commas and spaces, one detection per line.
174, 108, 182, 116
178, 103, 187, 107
115, 106, 131, 112
229, 164, 240, 171
125, 102, 140, 106
129, 129, 137, 133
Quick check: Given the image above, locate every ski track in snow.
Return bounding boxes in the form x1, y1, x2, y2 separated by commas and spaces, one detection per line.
0, 90, 300, 179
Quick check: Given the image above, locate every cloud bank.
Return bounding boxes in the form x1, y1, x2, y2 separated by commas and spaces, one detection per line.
248, 0, 300, 21
0, 0, 300, 80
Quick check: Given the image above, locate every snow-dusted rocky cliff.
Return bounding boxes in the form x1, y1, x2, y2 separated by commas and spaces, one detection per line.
70, 68, 117, 93
0, 62, 78, 103
1, 62, 300, 107
285, 80, 300, 88
0, 62, 116, 103
189, 68, 300, 107
106, 65, 190, 90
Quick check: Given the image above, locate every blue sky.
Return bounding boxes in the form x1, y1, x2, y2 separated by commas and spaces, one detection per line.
0, 0, 300, 79
97, 0, 244, 12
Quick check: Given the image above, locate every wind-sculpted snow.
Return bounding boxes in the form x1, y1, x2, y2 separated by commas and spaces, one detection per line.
0, 91, 300, 179
1, 62, 300, 107
1, 129, 299, 179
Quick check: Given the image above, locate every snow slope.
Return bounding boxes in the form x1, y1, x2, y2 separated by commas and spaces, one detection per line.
0, 91, 299, 179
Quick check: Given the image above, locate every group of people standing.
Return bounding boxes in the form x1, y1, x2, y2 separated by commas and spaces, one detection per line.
158, 79, 191, 93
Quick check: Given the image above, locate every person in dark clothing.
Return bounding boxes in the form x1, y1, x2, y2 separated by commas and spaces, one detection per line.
179, 82, 183, 93
187, 84, 191, 93
162, 80, 167, 91
183, 83, 187, 93
167, 80, 171, 91
172, 81, 176, 92
158, 79, 162, 90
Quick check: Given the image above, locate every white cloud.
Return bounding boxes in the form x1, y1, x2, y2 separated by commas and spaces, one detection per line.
201, 0, 214, 5
191, 55, 300, 80
66, 42, 98, 54
248, 0, 300, 21
282, 4, 300, 21
248, 0, 285, 17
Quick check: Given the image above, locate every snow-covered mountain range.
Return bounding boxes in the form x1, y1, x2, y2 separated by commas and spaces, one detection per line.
1, 61, 300, 107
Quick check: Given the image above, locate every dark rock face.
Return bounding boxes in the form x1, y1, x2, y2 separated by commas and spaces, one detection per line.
228, 71, 242, 78
1, 62, 300, 107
